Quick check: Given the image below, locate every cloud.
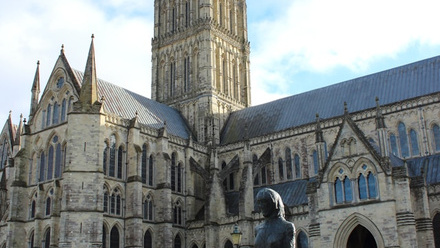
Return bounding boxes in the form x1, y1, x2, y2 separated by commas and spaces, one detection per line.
0, 0, 153, 124
249, 0, 440, 105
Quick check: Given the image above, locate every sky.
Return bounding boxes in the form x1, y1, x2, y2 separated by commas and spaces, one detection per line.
1, 0, 440, 126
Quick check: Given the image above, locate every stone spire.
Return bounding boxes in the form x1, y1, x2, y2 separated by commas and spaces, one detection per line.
29, 60, 40, 119
79, 34, 99, 110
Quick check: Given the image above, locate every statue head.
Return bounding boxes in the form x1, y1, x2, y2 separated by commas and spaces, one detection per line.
256, 188, 285, 218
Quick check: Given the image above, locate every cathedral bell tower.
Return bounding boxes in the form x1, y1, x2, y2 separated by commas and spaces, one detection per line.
151, 0, 251, 144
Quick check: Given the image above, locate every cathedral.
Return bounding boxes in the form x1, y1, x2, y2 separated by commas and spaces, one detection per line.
1, 0, 440, 247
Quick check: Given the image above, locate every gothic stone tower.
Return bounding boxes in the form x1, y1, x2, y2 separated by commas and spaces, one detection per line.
151, 0, 251, 144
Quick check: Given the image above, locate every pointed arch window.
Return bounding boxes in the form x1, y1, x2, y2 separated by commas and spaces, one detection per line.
47, 146, 54, 180
108, 135, 116, 177
142, 144, 148, 184
61, 99, 67, 122
52, 102, 59, 125
358, 169, 377, 200
224, 240, 233, 248
148, 155, 154, 186
174, 234, 182, 248
398, 122, 410, 158
294, 154, 301, 178
55, 143, 62, 178
313, 150, 319, 175
334, 174, 352, 204
117, 146, 124, 179
390, 134, 398, 156
184, 56, 191, 92
285, 148, 293, 180
278, 158, 284, 180
297, 231, 309, 248
170, 62, 176, 97
253, 154, 260, 185
143, 195, 154, 221
29, 231, 35, 248
110, 188, 122, 216
144, 230, 153, 248
185, 1, 190, 27
173, 201, 182, 225
43, 228, 50, 248
103, 186, 109, 213
45, 197, 51, 216
102, 225, 107, 248
39, 152, 46, 182
46, 104, 52, 127
410, 129, 420, 156
30, 196, 36, 219
433, 213, 440, 247
433, 124, 440, 152
171, 153, 182, 193
110, 226, 120, 248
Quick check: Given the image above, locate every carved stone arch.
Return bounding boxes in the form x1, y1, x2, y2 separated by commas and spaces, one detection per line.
333, 213, 385, 248
353, 157, 378, 176
45, 130, 60, 148
325, 162, 351, 182
252, 147, 272, 178
112, 184, 125, 197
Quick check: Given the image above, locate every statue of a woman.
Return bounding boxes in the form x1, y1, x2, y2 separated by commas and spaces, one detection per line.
254, 188, 295, 248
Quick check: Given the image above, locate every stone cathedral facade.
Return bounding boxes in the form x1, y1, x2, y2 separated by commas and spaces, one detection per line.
1, 0, 440, 247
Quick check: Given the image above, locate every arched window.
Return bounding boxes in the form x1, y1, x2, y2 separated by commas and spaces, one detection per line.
170, 62, 176, 97
117, 146, 123, 179
359, 169, 378, 200
224, 240, 233, 248
142, 144, 148, 184
185, 1, 190, 27
61, 99, 67, 122
177, 163, 182, 192
173, 201, 182, 225
45, 197, 51, 216
294, 154, 301, 178
109, 135, 116, 177
171, 153, 177, 191
174, 234, 182, 248
358, 174, 367, 200
148, 155, 154, 186
313, 150, 319, 175
335, 178, 343, 204
253, 154, 260, 185
368, 172, 377, 198
344, 176, 352, 202
184, 56, 191, 92
52, 102, 59, 125
143, 195, 154, 221
410, 129, 420, 156
47, 146, 54, 180
433, 213, 440, 247
46, 104, 52, 127
110, 226, 120, 248
43, 228, 50, 248
109, 188, 122, 216
297, 231, 309, 248
390, 134, 398, 156
29, 231, 35, 248
55, 143, 62, 178
278, 158, 284, 180
103, 187, 109, 213
116, 195, 121, 215
39, 152, 46, 182
30, 199, 36, 219
433, 124, 440, 152
144, 230, 152, 248
103, 143, 109, 175
285, 148, 293, 180
398, 122, 409, 158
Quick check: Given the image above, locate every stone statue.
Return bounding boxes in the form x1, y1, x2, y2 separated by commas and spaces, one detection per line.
254, 188, 295, 248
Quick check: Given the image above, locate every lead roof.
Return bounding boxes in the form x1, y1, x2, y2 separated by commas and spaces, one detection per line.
221, 55, 440, 145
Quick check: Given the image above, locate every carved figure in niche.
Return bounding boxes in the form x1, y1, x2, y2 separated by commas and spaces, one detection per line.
255, 188, 295, 248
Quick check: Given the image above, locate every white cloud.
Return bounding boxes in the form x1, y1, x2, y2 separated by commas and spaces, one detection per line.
0, 0, 153, 124
250, 0, 440, 105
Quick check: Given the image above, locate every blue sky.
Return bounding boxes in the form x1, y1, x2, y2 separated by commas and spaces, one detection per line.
1, 0, 440, 125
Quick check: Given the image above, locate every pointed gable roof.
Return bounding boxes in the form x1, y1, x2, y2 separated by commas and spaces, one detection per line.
221, 55, 440, 145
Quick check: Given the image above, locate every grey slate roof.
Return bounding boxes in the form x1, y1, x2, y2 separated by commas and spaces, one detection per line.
221, 55, 440, 145
73, 70, 191, 139
407, 154, 440, 185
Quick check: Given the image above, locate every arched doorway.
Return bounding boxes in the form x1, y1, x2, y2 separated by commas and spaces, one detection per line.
224, 240, 233, 248
347, 225, 377, 248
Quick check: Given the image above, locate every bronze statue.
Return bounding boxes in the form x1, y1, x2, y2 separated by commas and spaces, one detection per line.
254, 188, 295, 248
